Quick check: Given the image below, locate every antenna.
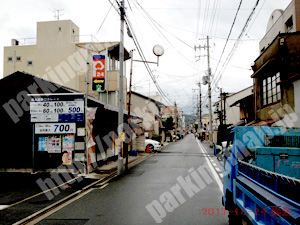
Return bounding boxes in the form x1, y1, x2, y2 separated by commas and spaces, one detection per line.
53, 8, 64, 20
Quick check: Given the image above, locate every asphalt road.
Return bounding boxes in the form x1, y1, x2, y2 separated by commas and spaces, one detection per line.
35, 134, 227, 225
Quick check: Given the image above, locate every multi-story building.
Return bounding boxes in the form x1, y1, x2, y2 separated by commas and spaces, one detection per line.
3, 20, 130, 108
251, 0, 300, 127
259, 0, 300, 53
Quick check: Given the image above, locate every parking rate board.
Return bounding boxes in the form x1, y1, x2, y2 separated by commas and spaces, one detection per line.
30, 95, 84, 122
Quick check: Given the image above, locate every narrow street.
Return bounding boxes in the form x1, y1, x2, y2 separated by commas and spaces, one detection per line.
35, 134, 227, 225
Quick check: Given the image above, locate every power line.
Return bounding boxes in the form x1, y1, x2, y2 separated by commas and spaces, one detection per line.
200, 0, 261, 106
96, 3, 114, 35
130, 0, 196, 68
211, 0, 261, 91
108, 0, 173, 105
213, 0, 243, 76
195, 0, 202, 44
125, 14, 173, 105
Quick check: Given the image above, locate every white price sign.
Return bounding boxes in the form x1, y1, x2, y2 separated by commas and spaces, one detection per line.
30, 101, 84, 114
35, 123, 76, 134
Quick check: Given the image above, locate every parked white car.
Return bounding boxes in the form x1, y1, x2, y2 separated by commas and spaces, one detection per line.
145, 139, 161, 151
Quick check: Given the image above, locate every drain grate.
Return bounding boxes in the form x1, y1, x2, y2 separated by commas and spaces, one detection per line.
141, 160, 158, 164
38, 219, 88, 225
127, 170, 145, 177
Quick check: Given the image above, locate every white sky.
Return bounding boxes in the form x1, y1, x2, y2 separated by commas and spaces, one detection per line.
0, 0, 292, 115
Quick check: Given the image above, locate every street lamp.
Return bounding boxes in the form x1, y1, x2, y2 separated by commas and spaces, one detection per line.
125, 45, 164, 172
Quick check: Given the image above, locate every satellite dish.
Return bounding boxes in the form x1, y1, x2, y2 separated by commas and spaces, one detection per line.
153, 45, 164, 57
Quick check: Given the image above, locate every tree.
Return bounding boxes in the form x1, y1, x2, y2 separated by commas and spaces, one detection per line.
162, 116, 175, 131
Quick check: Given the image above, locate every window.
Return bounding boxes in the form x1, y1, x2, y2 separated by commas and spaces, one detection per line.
16, 56, 21, 61
262, 72, 281, 106
7, 57, 13, 62
285, 16, 293, 32
27, 60, 33, 66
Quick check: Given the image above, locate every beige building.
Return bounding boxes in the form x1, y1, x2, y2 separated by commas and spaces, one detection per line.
130, 91, 162, 136
259, 0, 300, 53
3, 20, 130, 108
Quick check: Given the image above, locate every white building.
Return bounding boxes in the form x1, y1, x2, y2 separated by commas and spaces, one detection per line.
259, 0, 300, 53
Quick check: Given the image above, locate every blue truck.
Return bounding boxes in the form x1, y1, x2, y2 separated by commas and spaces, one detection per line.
222, 126, 300, 225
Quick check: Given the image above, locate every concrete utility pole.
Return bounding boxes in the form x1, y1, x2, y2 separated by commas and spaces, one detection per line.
198, 82, 202, 129
220, 88, 223, 125
195, 37, 212, 146
118, 0, 125, 175
206, 36, 213, 147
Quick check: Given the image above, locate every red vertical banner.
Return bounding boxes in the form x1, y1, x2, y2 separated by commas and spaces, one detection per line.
92, 55, 106, 92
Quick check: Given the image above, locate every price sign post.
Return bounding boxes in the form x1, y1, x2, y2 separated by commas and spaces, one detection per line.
29, 93, 85, 172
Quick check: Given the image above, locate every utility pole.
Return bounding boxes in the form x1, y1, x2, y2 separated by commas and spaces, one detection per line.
198, 82, 202, 129
195, 36, 212, 146
222, 92, 228, 124
220, 88, 223, 125
84, 44, 90, 174
117, 0, 125, 175
126, 49, 134, 172
206, 36, 213, 147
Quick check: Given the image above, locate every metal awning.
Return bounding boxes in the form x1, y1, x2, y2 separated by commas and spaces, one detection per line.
227, 120, 246, 129
251, 58, 278, 78
245, 117, 282, 126
230, 94, 253, 107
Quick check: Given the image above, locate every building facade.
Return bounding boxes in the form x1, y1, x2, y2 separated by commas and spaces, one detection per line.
214, 86, 253, 126
251, 1, 300, 127
130, 91, 163, 137
3, 20, 130, 108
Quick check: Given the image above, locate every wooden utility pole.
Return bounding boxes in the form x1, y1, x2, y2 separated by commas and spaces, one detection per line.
125, 49, 134, 172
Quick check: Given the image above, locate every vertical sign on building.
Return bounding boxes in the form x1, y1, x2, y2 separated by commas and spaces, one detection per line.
92, 55, 106, 92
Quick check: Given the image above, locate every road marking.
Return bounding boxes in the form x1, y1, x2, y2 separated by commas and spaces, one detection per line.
23, 188, 95, 225
0, 175, 84, 211
196, 140, 223, 194
99, 183, 109, 189
215, 167, 221, 172
212, 163, 217, 166
0, 205, 9, 210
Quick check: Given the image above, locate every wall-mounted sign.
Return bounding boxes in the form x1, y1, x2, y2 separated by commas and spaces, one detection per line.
38, 136, 61, 153
92, 55, 106, 92
30, 96, 84, 122
35, 123, 76, 134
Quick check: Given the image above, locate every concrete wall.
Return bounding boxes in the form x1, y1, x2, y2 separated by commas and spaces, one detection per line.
132, 134, 145, 152
131, 93, 159, 135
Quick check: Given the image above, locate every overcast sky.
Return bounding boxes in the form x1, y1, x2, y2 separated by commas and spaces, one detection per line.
0, 0, 292, 116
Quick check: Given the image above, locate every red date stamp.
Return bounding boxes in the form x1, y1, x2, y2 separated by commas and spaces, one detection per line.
202, 207, 292, 217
